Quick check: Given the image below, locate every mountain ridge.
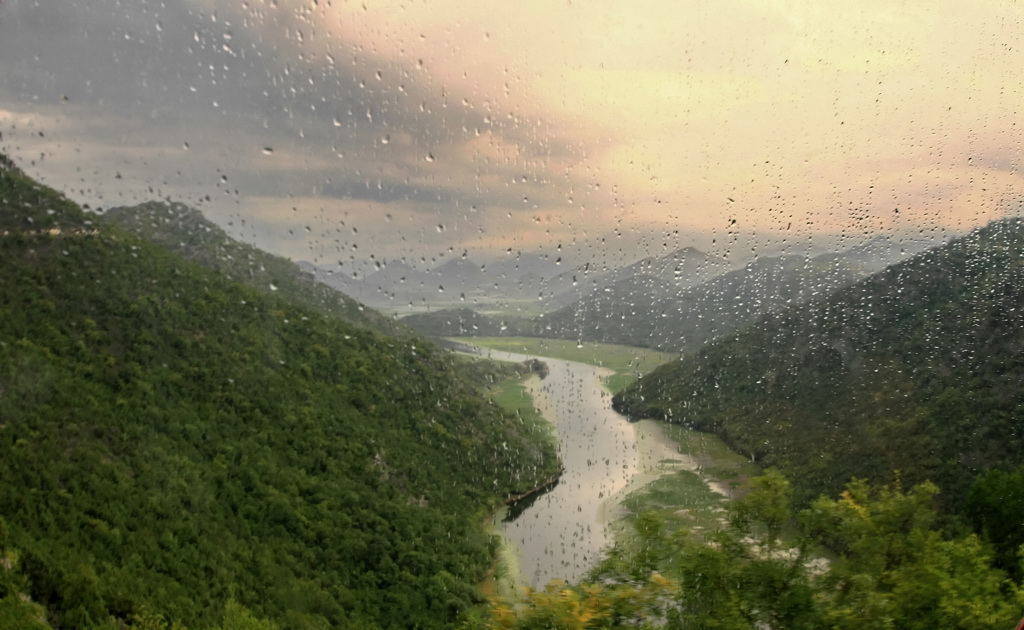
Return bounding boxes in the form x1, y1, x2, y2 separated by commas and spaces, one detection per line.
104, 201, 398, 335
613, 216, 1024, 507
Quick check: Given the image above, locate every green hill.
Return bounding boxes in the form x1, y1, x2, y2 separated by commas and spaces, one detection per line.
400, 308, 532, 338
0, 156, 558, 629
103, 201, 398, 336
614, 217, 1024, 508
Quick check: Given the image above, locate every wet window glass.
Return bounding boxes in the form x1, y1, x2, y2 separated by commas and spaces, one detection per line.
1, 1, 1022, 628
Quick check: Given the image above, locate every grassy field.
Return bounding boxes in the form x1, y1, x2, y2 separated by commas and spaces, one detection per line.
618, 470, 727, 535
452, 336, 675, 393
659, 424, 761, 496
488, 377, 556, 445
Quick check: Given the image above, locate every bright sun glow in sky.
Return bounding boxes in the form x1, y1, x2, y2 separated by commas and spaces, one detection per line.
0, 0, 1021, 266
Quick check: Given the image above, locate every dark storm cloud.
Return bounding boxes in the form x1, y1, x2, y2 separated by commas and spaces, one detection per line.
0, 0, 566, 228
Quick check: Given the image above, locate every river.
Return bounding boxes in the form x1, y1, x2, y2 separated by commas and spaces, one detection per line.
470, 346, 661, 588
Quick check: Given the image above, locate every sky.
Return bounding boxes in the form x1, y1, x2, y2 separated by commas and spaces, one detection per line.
0, 0, 1021, 271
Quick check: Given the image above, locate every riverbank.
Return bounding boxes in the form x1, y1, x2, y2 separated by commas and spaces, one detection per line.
479, 372, 561, 600
482, 351, 643, 587
451, 336, 674, 394
600, 419, 761, 550
481, 471, 562, 601
466, 341, 757, 595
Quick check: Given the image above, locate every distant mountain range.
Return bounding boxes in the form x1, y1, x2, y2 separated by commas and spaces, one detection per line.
302, 251, 568, 308
534, 243, 909, 352
401, 237, 930, 352
301, 245, 734, 312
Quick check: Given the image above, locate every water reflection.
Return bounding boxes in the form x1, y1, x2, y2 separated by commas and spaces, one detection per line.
503, 480, 559, 522
469, 346, 642, 587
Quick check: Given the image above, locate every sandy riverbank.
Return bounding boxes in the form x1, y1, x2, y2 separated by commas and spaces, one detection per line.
599, 419, 740, 526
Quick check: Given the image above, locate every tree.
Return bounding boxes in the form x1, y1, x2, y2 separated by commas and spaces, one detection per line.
965, 465, 1024, 578
802, 479, 1024, 629
218, 598, 279, 630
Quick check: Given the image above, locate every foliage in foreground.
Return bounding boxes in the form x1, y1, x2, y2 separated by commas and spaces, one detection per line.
474, 471, 1024, 629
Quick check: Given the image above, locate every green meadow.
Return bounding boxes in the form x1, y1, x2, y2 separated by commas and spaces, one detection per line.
452, 336, 675, 393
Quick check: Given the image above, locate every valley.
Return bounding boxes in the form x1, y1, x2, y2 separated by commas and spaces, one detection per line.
469, 343, 752, 597
4, 153, 1024, 629
6, 1, 1024, 626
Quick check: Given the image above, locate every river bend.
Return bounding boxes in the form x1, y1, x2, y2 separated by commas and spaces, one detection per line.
475, 348, 644, 587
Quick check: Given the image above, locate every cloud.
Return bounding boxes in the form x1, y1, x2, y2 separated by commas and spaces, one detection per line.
1, 0, 1021, 266
0, 0, 589, 259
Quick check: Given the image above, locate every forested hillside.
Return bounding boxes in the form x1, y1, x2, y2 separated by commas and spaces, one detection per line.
0, 155, 559, 629
401, 308, 532, 338
104, 201, 398, 335
614, 217, 1024, 510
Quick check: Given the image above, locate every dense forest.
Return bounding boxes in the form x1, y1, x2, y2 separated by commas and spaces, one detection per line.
614, 218, 1024, 500
103, 201, 399, 337
0, 154, 559, 629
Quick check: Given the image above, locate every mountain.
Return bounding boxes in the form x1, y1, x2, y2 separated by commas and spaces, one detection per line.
481, 251, 565, 283
614, 217, 1024, 508
401, 307, 532, 338
0, 156, 558, 628
401, 249, 865, 346
303, 247, 730, 312
433, 257, 486, 290
362, 259, 436, 293
536, 247, 730, 312
104, 201, 397, 335
0, 153, 86, 232
314, 258, 478, 307
297, 259, 372, 299
536, 250, 870, 352
305, 252, 572, 308
616, 246, 730, 285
